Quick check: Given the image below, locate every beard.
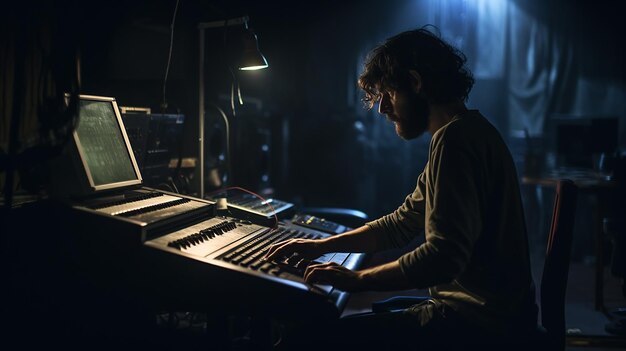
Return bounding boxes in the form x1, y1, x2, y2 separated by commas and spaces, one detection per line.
393, 91, 430, 140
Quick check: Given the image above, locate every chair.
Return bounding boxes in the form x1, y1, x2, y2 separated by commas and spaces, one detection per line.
539, 179, 578, 350
298, 207, 369, 230
603, 216, 626, 336
371, 179, 578, 350
601, 154, 626, 336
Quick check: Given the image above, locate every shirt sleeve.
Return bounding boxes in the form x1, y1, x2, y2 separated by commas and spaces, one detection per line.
398, 129, 483, 288
365, 170, 427, 251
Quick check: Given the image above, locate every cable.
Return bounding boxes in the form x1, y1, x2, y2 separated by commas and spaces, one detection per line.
161, 0, 180, 112
229, 68, 244, 117
168, 176, 180, 193
222, 19, 244, 118
157, 182, 174, 193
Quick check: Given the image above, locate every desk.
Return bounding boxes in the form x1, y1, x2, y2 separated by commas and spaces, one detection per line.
522, 171, 619, 313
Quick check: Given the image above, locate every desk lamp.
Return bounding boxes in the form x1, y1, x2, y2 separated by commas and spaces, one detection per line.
198, 16, 268, 199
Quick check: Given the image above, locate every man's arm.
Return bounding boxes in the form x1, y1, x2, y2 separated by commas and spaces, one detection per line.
366, 171, 428, 250
304, 259, 413, 292
317, 224, 384, 253
264, 224, 384, 262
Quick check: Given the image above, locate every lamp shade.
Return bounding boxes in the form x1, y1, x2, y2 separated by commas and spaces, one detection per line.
238, 28, 268, 70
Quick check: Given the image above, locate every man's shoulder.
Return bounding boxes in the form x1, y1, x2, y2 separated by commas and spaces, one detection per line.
448, 110, 485, 130
430, 110, 503, 155
432, 111, 480, 144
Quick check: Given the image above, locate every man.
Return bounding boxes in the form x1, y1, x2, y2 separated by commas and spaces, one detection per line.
265, 26, 537, 349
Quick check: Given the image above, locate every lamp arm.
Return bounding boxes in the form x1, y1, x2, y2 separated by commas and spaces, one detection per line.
208, 103, 231, 188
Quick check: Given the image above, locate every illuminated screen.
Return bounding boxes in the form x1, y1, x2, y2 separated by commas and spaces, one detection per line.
74, 96, 141, 190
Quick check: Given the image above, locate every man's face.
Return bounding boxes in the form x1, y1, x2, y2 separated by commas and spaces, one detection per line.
377, 88, 429, 140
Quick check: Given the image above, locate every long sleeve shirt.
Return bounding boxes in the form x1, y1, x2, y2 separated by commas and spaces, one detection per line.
366, 110, 538, 332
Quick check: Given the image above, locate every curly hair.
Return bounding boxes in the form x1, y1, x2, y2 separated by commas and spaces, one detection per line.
358, 26, 474, 109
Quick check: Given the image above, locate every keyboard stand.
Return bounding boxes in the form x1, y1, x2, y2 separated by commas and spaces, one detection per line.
206, 312, 230, 350
249, 316, 273, 351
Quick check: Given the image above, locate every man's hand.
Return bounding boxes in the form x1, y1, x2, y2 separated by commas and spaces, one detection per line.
305, 260, 412, 293
303, 262, 365, 292
263, 238, 325, 262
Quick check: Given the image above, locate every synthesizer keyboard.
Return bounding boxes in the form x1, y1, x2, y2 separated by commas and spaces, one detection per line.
85, 190, 208, 225
222, 194, 296, 226
66, 187, 214, 244
141, 216, 365, 319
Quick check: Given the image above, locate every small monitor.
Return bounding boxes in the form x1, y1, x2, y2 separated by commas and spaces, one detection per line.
50, 95, 142, 197
74, 95, 142, 191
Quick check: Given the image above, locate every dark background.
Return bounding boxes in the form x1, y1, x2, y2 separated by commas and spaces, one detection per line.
2, 0, 626, 253
77, 0, 626, 213
2, 1, 626, 348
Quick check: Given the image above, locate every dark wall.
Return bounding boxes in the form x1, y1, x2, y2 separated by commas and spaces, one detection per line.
75, 0, 376, 206
4, 0, 626, 221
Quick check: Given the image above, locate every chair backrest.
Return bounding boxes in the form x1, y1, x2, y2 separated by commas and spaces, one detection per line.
540, 179, 578, 349
299, 207, 369, 229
